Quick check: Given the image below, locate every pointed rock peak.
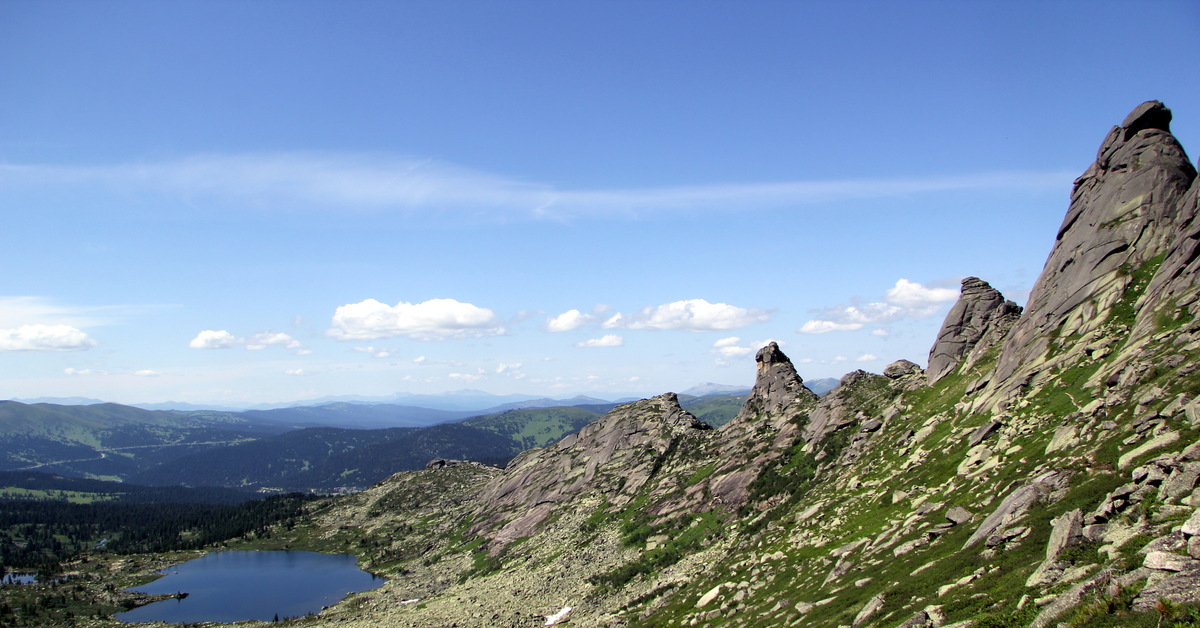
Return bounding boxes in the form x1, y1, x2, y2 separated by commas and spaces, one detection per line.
755, 341, 790, 370
927, 277, 1021, 384
1121, 100, 1172, 140
729, 342, 816, 426
992, 102, 1196, 388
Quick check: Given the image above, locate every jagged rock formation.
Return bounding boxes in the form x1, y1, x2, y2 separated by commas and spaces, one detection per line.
470, 392, 712, 544
243, 102, 1200, 628
926, 277, 1021, 384
991, 100, 1197, 397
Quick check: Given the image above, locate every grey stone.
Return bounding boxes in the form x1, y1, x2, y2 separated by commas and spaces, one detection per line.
966, 472, 1065, 548
1144, 550, 1195, 572
968, 420, 1003, 448
946, 506, 973, 525
852, 593, 885, 627
1183, 508, 1200, 537
884, 359, 922, 379
859, 419, 884, 433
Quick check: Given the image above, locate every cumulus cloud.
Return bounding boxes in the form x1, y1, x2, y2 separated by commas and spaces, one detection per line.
328, 298, 502, 341
798, 279, 959, 334
603, 299, 769, 332
188, 329, 240, 349
885, 279, 960, 315
546, 309, 594, 332
0, 324, 97, 351
576, 334, 624, 348
857, 354, 879, 362
495, 362, 523, 374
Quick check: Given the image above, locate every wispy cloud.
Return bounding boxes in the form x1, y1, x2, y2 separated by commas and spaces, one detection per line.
1, 153, 1075, 221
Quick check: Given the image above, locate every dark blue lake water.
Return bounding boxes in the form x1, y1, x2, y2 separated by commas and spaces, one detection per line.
116, 550, 385, 624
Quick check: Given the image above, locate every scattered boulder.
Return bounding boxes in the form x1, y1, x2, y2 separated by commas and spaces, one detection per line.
968, 420, 1003, 448
946, 506, 973, 525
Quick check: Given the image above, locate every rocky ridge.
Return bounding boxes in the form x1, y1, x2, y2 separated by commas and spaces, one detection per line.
254, 102, 1200, 628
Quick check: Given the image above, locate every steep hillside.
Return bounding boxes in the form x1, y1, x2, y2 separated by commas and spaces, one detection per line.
75, 101, 1200, 628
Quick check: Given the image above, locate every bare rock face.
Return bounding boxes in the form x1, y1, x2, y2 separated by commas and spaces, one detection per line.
992, 101, 1197, 388
470, 393, 711, 544
926, 277, 1021, 384
725, 342, 818, 429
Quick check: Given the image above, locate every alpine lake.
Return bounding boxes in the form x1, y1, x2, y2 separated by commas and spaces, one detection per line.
116, 550, 385, 624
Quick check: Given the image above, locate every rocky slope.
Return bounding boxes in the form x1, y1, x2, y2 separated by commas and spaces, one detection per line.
253, 101, 1200, 628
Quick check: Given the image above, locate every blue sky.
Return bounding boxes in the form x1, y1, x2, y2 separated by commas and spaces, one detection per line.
2, 1, 1198, 407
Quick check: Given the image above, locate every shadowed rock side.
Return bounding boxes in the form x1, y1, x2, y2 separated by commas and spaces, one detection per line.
470, 392, 712, 545
991, 100, 1198, 393
926, 277, 1022, 384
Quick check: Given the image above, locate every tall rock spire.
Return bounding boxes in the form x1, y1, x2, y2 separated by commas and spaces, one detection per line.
991, 101, 1197, 387
728, 342, 817, 427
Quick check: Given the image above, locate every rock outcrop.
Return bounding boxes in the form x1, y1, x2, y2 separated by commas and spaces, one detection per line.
470, 392, 712, 544
991, 100, 1197, 392
926, 277, 1021, 384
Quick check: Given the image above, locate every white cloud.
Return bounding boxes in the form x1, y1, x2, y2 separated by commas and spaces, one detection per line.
354, 346, 392, 358
0, 324, 97, 351
449, 372, 483, 381
64, 367, 102, 376
188, 329, 240, 349
713, 337, 742, 347
798, 279, 958, 334
603, 299, 769, 331
246, 331, 302, 351
284, 368, 312, 376
871, 328, 891, 337
576, 334, 624, 348
328, 298, 502, 341
884, 278, 959, 315
857, 354, 879, 362
495, 362, 523, 374
412, 355, 427, 364
799, 320, 864, 334
546, 309, 594, 332
134, 370, 162, 377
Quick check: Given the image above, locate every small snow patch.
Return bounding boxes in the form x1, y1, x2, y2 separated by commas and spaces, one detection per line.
545, 606, 572, 625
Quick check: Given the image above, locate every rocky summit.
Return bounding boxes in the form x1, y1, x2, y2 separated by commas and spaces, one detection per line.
223, 102, 1200, 628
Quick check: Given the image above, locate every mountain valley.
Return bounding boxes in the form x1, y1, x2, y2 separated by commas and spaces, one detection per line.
3, 101, 1200, 628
